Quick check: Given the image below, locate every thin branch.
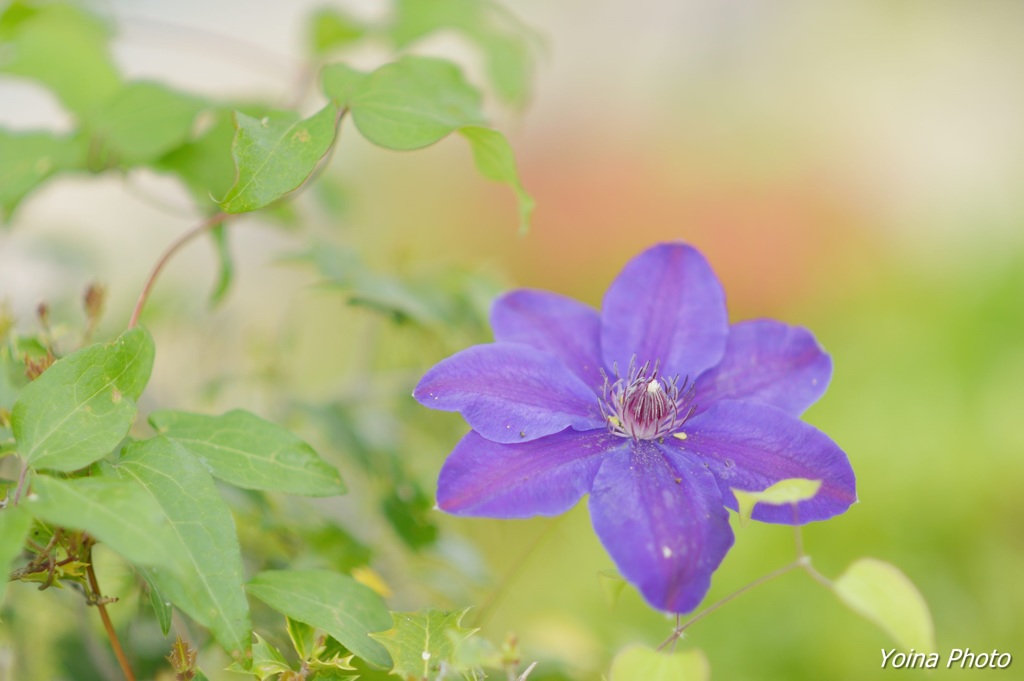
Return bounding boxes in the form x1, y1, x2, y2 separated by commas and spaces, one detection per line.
11, 459, 29, 506
85, 547, 136, 681
127, 212, 228, 329
657, 560, 803, 651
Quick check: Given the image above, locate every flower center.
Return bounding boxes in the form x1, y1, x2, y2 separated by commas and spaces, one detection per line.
600, 359, 697, 441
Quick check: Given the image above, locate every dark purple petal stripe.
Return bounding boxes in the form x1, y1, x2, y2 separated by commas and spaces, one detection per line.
491, 289, 604, 390
693, 320, 832, 417
600, 243, 728, 381
437, 429, 623, 518
413, 343, 604, 443
678, 400, 857, 524
589, 441, 734, 614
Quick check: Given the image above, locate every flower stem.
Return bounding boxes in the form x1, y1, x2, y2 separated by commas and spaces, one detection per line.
85, 548, 135, 681
11, 459, 29, 506
127, 212, 228, 329
657, 559, 803, 650
473, 517, 562, 628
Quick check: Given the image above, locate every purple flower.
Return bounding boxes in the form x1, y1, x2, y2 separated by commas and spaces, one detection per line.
414, 243, 856, 614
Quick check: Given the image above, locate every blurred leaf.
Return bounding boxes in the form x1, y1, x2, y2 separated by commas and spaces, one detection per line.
369, 608, 476, 681
731, 478, 821, 527
0, 2, 120, 120
351, 566, 392, 599
609, 645, 709, 681
381, 479, 439, 551
246, 569, 392, 668
11, 327, 154, 472
0, 505, 32, 606
320, 63, 368, 108
459, 126, 533, 233
209, 223, 234, 306
156, 109, 238, 211
149, 409, 345, 496
27, 474, 179, 570
219, 104, 339, 213
0, 129, 85, 221
331, 56, 486, 151
303, 522, 372, 573
389, 0, 537, 107
598, 569, 627, 609
309, 7, 366, 55
832, 557, 936, 653
142, 569, 173, 636
117, 437, 252, 664
92, 81, 206, 167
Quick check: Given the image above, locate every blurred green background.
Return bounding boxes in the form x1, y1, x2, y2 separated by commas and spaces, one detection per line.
2, 1, 1023, 679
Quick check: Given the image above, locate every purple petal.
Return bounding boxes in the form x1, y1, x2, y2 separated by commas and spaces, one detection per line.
414, 343, 604, 443
589, 441, 734, 614
491, 289, 603, 390
437, 429, 623, 517
677, 400, 856, 524
601, 243, 728, 382
693, 320, 832, 417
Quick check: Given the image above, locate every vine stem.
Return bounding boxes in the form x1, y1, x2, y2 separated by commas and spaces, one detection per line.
86, 548, 136, 681
127, 212, 228, 329
657, 559, 804, 651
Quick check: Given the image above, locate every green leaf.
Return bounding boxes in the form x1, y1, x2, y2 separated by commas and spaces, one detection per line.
731, 478, 822, 527
832, 558, 936, 653
141, 568, 174, 636
341, 56, 486, 151
11, 327, 154, 472
609, 644, 710, 681
218, 104, 339, 214
459, 126, 533, 234
287, 616, 318, 660
369, 608, 477, 681
246, 569, 392, 669
27, 474, 179, 570
309, 8, 365, 55
0, 2, 121, 121
0, 129, 85, 221
320, 63, 368, 109
116, 437, 251, 664
598, 569, 627, 609
225, 633, 293, 680
148, 409, 345, 496
208, 224, 234, 306
381, 480, 439, 551
156, 108, 239, 211
0, 505, 32, 606
93, 82, 206, 167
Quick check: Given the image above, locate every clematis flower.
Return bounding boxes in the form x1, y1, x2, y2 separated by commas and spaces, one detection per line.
414, 243, 856, 614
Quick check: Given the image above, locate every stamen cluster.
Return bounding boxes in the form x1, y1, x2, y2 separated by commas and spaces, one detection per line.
600, 359, 697, 440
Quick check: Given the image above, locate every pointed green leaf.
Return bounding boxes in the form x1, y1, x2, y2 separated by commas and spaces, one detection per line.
459, 126, 533, 233
287, 616, 318, 660
141, 568, 174, 636
0, 3, 120, 121
832, 558, 936, 653
27, 474, 179, 570
345, 56, 486, 150
369, 608, 477, 681
218, 104, 339, 213
598, 569, 627, 609
0, 505, 32, 605
732, 478, 822, 527
11, 327, 154, 472
148, 409, 345, 496
246, 569, 392, 668
117, 437, 251, 663
224, 633, 293, 680
609, 645, 709, 681
0, 128, 85, 221
93, 82, 206, 166
309, 8, 366, 55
